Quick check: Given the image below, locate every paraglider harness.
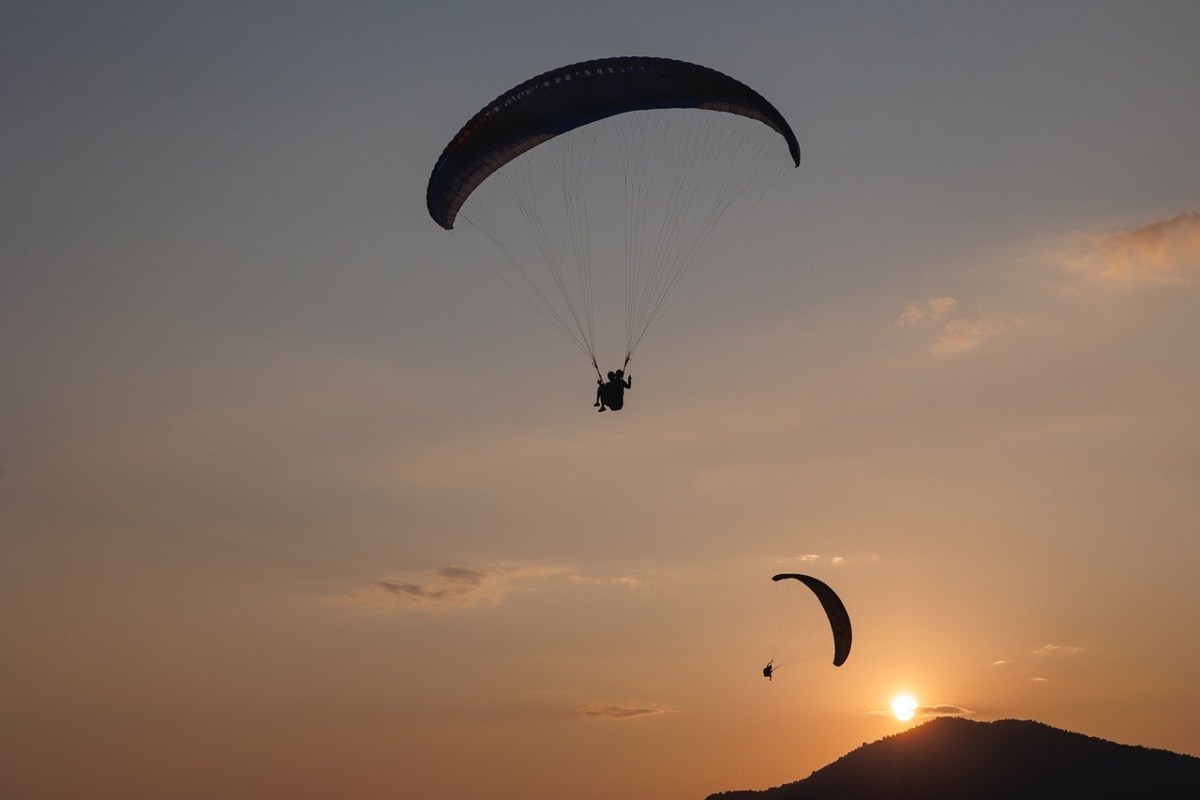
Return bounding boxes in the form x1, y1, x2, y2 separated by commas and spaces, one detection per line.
593, 354, 631, 412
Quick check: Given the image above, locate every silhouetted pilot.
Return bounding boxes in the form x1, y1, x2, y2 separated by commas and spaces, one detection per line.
594, 371, 614, 409
763, 661, 774, 681
594, 369, 632, 412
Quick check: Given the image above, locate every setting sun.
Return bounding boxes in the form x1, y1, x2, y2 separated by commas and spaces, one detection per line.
892, 694, 918, 722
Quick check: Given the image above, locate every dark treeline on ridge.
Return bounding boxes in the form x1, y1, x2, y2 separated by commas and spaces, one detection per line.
708, 717, 1200, 799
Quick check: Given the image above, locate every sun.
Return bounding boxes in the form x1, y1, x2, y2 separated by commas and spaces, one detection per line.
891, 693, 918, 722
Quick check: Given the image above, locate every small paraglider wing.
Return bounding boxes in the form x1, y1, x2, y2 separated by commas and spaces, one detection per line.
771, 573, 852, 667
426, 56, 801, 230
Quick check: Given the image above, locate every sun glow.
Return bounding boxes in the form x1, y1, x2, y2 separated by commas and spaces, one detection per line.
891, 693, 918, 722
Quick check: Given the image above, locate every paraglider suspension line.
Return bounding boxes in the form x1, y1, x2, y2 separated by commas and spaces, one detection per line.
591, 353, 632, 381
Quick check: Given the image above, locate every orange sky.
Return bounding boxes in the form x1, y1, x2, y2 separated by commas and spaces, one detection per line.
3, 3, 1199, 799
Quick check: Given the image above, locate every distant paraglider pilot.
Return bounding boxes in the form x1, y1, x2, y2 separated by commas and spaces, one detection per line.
763, 661, 774, 681
594, 369, 632, 412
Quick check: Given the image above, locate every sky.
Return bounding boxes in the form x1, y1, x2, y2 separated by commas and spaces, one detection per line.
3, 2, 1199, 798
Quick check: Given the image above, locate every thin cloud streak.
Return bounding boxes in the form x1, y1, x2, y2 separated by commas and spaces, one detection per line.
1033, 644, 1085, 657
576, 703, 674, 720
774, 553, 879, 567
917, 704, 974, 718
330, 562, 568, 612
329, 563, 654, 612
869, 704, 974, 718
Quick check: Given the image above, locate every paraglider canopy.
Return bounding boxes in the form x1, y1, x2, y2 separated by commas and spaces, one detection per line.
427, 56, 801, 230
425, 55, 800, 373
771, 573, 852, 667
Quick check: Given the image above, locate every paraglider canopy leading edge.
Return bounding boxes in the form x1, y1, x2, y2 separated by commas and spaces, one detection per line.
426, 56, 800, 370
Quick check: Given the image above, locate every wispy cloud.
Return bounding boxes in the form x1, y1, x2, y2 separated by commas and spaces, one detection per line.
916, 704, 974, 718
329, 563, 651, 612
1059, 211, 1200, 286
576, 703, 674, 720
869, 704, 974, 718
987, 644, 1084, 684
331, 562, 568, 612
1032, 643, 1084, 657
898, 296, 960, 326
896, 296, 1018, 355
781, 553, 823, 563
774, 553, 878, 567
929, 316, 1012, 355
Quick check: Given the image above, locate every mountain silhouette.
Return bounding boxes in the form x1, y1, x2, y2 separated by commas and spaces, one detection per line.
707, 717, 1200, 799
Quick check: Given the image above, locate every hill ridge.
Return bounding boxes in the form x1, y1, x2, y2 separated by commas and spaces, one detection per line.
707, 717, 1200, 799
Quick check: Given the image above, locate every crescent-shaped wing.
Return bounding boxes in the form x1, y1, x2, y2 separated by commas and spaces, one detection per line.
427, 56, 800, 230
772, 573, 852, 667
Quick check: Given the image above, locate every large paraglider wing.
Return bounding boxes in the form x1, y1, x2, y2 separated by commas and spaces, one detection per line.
426, 56, 801, 230
771, 574, 852, 667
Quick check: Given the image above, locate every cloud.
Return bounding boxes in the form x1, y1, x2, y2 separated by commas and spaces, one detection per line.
929, 316, 1011, 355
987, 644, 1083, 675
869, 704, 974, 718
896, 296, 1016, 355
775, 553, 879, 567
576, 703, 673, 720
331, 562, 568, 612
898, 296, 959, 325
775, 553, 835, 565
1060, 211, 1200, 286
1032, 644, 1084, 657
329, 563, 652, 612
916, 704, 974, 718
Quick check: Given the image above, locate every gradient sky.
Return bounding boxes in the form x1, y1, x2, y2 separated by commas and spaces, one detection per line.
3, 2, 1199, 799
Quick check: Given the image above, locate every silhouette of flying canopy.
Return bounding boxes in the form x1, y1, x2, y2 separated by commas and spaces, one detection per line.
772, 573, 852, 667
426, 56, 801, 230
